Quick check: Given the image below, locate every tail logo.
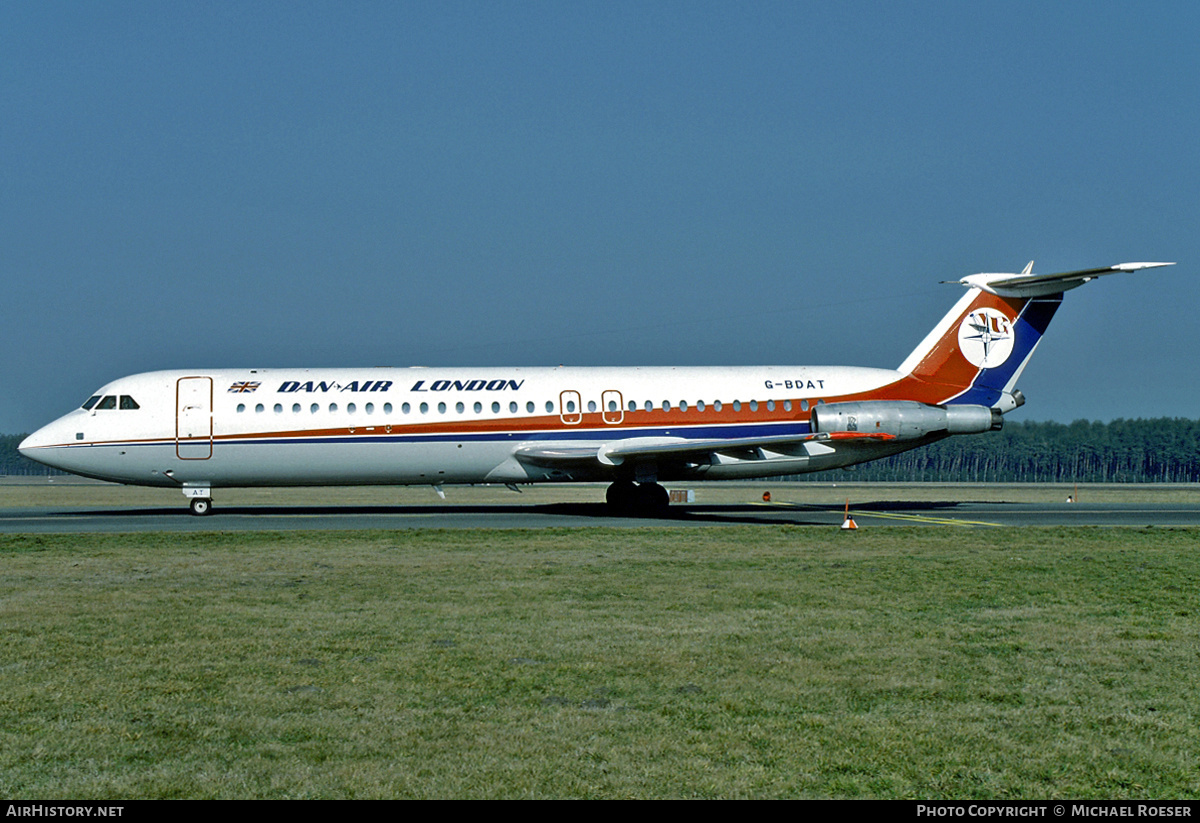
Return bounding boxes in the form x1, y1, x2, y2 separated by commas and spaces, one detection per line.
958, 308, 1014, 368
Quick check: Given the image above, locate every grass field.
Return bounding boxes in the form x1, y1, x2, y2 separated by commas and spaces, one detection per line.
2, 523, 1198, 798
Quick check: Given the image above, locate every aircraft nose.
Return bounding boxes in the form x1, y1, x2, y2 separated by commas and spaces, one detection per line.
18, 422, 67, 468
18, 428, 47, 455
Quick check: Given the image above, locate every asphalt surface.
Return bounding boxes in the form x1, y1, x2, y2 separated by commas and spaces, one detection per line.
2, 500, 1199, 532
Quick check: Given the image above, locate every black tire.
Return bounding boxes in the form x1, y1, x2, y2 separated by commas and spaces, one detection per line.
189, 498, 212, 516
635, 482, 670, 513
606, 480, 638, 512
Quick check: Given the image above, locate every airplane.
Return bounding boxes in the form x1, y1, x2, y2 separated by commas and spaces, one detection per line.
19, 261, 1173, 516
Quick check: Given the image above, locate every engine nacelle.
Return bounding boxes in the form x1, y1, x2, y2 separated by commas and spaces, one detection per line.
810, 401, 1002, 440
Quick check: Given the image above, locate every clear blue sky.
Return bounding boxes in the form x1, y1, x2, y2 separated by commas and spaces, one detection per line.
3, 1, 1195, 432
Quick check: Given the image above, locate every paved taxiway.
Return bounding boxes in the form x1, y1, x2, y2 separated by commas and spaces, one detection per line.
2, 500, 1199, 533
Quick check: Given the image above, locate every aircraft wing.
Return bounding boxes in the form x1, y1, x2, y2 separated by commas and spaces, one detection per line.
513, 430, 894, 468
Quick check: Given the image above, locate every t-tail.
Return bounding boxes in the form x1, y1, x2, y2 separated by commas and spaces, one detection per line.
898, 261, 1175, 412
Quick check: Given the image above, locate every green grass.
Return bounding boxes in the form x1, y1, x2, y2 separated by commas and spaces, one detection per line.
1, 527, 1198, 798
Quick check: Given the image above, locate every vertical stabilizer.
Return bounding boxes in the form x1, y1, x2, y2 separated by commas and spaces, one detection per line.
898, 261, 1173, 409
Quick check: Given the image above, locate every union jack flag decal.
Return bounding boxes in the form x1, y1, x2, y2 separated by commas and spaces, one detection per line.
227, 381, 261, 394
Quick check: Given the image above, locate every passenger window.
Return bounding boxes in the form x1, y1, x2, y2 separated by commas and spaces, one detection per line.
119, 396, 140, 410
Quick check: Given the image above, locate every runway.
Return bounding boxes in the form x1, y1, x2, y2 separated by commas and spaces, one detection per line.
2, 500, 1199, 533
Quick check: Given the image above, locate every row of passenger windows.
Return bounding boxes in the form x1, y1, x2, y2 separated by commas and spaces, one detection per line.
82, 395, 140, 410
235, 398, 824, 415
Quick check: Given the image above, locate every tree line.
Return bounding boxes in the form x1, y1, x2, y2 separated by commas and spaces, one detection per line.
3, 418, 1200, 482
788, 418, 1200, 483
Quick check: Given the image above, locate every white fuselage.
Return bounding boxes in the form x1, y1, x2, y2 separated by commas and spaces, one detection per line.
20, 364, 920, 489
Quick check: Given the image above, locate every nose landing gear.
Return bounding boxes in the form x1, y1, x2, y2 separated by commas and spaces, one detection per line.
184, 485, 214, 516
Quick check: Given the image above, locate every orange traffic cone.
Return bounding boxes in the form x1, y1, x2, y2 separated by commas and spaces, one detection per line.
841, 498, 858, 530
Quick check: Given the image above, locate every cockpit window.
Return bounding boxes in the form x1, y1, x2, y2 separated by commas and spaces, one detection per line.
84, 395, 139, 410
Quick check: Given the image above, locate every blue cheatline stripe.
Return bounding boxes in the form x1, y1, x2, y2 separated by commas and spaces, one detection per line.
947, 293, 1062, 407
69, 419, 818, 451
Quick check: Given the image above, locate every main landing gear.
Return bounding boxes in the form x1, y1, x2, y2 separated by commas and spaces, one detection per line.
605, 480, 670, 515
189, 497, 213, 516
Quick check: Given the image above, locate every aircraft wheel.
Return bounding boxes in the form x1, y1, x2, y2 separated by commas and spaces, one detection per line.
189, 498, 213, 516
606, 480, 638, 512
635, 482, 670, 513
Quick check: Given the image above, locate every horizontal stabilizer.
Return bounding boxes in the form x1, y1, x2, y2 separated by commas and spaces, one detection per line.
948, 261, 1175, 298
